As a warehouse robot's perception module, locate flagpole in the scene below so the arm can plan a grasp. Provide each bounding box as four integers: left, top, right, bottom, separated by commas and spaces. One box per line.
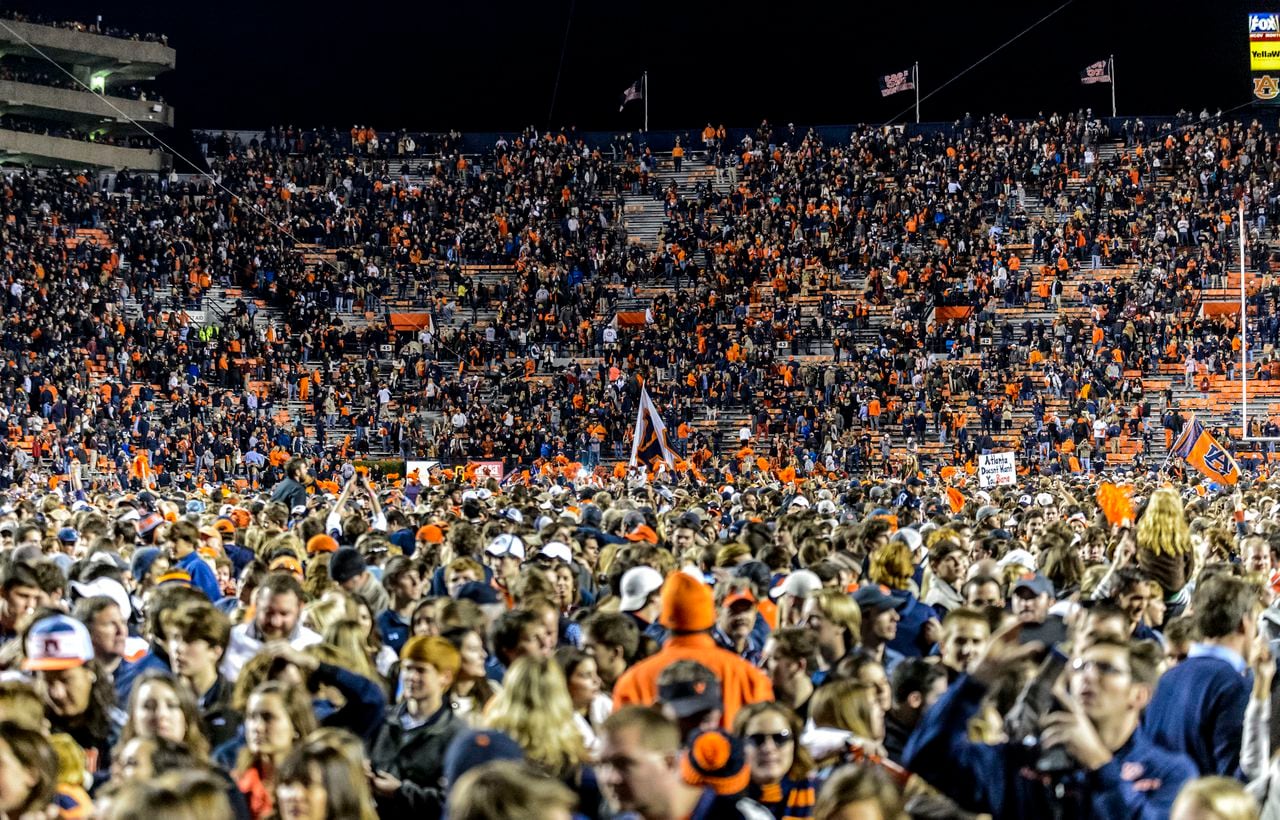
643, 71, 648, 132
914, 62, 920, 124
1109, 54, 1116, 118
1241, 197, 1249, 438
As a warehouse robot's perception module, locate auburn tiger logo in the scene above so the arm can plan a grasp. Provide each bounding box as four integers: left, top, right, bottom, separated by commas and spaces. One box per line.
1255, 74, 1280, 100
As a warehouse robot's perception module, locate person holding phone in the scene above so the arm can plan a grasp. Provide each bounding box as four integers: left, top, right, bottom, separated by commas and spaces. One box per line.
904, 622, 1196, 817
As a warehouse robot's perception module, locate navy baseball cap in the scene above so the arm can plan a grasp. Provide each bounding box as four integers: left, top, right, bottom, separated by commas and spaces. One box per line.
853, 584, 900, 613
1012, 572, 1054, 597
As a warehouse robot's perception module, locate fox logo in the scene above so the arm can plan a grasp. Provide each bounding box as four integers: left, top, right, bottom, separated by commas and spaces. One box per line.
1252, 13, 1280, 33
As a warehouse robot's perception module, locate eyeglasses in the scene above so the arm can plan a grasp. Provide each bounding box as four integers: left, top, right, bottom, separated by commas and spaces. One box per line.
744, 730, 793, 748
1071, 658, 1130, 677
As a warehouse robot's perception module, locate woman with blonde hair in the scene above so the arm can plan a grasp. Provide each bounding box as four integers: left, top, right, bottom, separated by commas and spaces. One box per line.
1134, 485, 1196, 604
483, 655, 588, 780
806, 679, 907, 785
303, 592, 356, 636
807, 680, 886, 759
449, 760, 578, 820
103, 769, 234, 820
445, 627, 500, 724
303, 552, 336, 600
324, 618, 386, 690
801, 589, 861, 670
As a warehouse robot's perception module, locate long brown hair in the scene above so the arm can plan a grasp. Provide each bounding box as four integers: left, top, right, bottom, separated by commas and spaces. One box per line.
235, 681, 317, 774
119, 670, 210, 761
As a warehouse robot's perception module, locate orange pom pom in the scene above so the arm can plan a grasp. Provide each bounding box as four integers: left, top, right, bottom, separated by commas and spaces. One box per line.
1096, 482, 1135, 527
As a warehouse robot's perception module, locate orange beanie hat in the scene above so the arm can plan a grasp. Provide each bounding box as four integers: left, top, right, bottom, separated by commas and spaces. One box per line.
660, 571, 715, 632
307, 534, 339, 554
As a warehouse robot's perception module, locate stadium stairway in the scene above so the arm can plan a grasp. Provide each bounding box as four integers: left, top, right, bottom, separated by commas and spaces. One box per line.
622, 155, 732, 249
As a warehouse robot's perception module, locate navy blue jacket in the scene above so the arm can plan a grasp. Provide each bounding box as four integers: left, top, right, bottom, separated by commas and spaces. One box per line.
887, 589, 936, 657
377, 608, 411, 654
114, 648, 169, 706
1141, 653, 1250, 776
904, 675, 1195, 819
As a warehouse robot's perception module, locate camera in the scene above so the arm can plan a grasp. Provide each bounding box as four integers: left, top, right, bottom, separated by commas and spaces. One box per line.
1004, 646, 1076, 776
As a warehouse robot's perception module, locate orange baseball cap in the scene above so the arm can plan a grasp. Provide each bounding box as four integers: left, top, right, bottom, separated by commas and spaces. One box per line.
416, 525, 445, 544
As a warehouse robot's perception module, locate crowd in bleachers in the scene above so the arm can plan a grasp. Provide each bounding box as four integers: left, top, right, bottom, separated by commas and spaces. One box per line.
0, 9, 169, 44
0, 110, 1277, 496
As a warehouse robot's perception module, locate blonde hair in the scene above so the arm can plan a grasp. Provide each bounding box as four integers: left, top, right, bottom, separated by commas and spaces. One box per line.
810, 680, 879, 741
1170, 776, 1259, 820
0, 681, 45, 730
323, 619, 385, 687
1000, 562, 1033, 593
811, 589, 862, 638
304, 592, 358, 635
483, 655, 586, 778
868, 541, 914, 589
1136, 486, 1192, 557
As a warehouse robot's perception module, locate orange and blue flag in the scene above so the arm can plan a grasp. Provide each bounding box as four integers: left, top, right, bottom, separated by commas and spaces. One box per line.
629, 386, 677, 472
1172, 417, 1239, 485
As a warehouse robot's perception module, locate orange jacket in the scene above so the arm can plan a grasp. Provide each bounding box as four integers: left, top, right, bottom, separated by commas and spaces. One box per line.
612, 633, 773, 727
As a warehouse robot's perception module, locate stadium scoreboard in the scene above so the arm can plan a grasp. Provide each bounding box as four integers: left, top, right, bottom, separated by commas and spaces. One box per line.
1252, 12, 1280, 102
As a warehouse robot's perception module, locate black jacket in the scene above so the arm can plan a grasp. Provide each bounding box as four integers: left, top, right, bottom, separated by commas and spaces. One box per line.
368, 702, 463, 816
269, 476, 307, 512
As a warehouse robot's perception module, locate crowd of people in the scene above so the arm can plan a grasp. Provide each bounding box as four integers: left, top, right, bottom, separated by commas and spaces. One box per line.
0, 456, 1273, 819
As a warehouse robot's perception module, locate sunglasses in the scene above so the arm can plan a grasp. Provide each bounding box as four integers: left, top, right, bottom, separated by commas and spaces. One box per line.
744, 730, 793, 748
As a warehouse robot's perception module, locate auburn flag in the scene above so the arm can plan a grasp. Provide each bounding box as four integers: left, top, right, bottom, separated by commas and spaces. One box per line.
1172, 417, 1240, 485
629, 387, 677, 472
879, 68, 915, 97
1080, 59, 1112, 84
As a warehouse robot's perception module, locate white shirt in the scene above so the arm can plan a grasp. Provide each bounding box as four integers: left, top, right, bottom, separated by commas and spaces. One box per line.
221, 621, 322, 682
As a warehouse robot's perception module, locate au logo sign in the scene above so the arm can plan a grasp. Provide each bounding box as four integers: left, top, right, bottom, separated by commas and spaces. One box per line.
1255, 74, 1280, 99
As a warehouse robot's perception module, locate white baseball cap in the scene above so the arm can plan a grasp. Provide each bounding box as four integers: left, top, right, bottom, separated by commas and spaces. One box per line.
539, 541, 573, 563
70, 577, 132, 621
23, 614, 94, 671
769, 569, 823, 600
618, 567, 665, 612
997, 548, 1037, 572
485, 534, 526, 561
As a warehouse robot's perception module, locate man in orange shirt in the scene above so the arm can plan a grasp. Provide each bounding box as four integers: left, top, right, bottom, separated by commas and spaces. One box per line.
613, 571, 772, 728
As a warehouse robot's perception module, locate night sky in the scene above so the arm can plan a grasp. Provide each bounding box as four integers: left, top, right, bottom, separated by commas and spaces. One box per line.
14, 0, 1258, 133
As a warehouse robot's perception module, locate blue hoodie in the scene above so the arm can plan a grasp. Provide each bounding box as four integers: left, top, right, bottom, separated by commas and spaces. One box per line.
904, 675, 1195, 819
